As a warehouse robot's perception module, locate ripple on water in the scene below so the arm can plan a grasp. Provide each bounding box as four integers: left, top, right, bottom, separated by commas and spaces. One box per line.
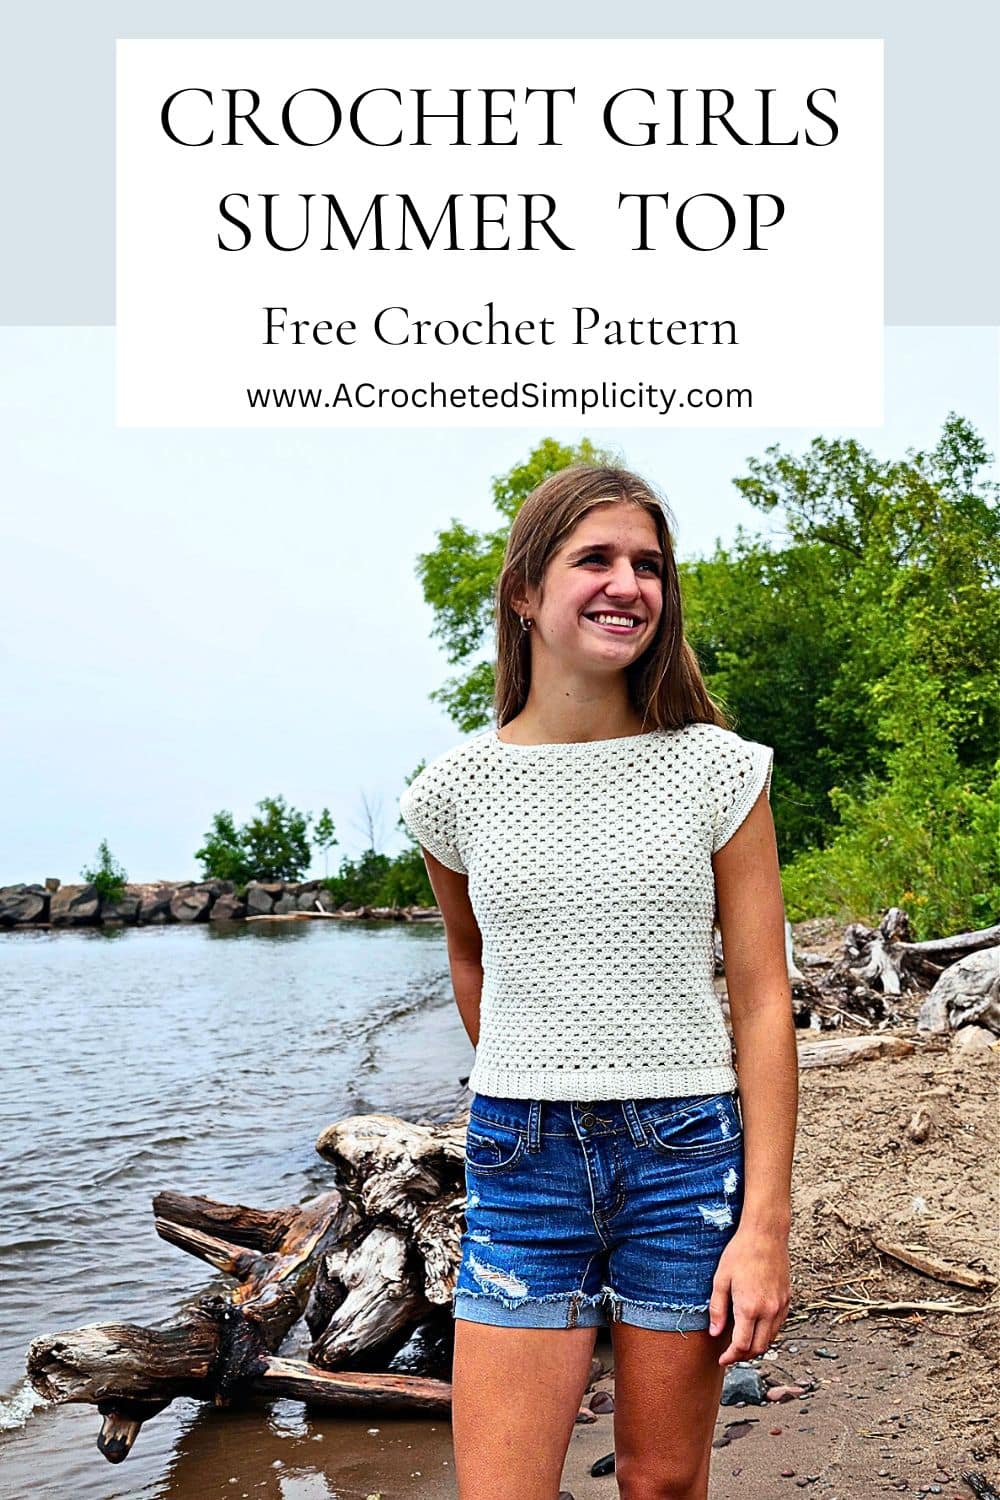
1, 921, 469, 1495
0, 1380, 46, 1432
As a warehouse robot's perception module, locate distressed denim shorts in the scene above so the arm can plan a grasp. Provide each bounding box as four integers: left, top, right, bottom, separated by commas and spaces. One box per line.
454, 1090, 744, 1333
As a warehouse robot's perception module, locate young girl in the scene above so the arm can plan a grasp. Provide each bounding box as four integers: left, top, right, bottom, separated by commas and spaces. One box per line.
400, 465, 797, 1500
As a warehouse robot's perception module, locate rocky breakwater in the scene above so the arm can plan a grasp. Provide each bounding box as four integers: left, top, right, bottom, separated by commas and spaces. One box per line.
0, 878, 441, 930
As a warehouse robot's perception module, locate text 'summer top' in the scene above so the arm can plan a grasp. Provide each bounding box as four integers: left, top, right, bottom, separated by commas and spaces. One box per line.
398, 720, 774, 1101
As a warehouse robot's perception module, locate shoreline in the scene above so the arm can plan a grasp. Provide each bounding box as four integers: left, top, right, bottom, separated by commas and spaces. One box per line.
0, 877, 441, 931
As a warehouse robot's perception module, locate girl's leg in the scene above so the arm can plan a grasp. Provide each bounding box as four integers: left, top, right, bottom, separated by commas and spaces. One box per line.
609, 1322, 728, 1500
452, 1318, 599, 1500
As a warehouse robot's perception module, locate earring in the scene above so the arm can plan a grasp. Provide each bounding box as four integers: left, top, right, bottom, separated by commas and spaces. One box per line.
519, 615, 533, 632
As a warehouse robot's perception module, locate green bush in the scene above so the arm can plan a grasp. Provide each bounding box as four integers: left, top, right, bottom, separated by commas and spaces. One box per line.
82, 839, 127, 905
322, 845, 434, 910
781, 707, 999, 939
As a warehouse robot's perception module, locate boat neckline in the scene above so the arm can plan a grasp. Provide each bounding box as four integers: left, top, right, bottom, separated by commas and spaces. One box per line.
490, 726, 677, 752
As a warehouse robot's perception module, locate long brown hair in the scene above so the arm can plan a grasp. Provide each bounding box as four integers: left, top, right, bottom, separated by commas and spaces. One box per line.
493, 465, 729, 731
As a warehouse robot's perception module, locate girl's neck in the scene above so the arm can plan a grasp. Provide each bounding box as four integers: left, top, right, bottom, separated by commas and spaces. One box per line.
499, 696, 646, 747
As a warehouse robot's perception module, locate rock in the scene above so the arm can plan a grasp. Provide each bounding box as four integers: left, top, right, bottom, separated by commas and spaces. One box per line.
766, 1384, 809, 1402
44, 877, 60, 893
247, 881, 285, 899
170, 885, 215, 923
379, 1317, 452, 1379
315, 888, 335, 912
589, 1390, 614, 1413
721, 1363, 767, 1405
0, 884, 49, 925
49, 883, 100, 926
210, 892, 247, 921
273, 896, 299, 915
100, 889, 141, 924
246, 886, 275, 915
919, 950, 1000, 1035
135, 883, 175, 924
297, 891, 326, 911
951, 1024, 997, 1055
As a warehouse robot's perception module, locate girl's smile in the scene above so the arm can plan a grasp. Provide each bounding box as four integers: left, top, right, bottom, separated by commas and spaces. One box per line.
520, 501, 664, 668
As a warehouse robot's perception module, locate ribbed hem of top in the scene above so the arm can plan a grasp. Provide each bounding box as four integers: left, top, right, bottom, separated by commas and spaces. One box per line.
466, 1062, 738, 1101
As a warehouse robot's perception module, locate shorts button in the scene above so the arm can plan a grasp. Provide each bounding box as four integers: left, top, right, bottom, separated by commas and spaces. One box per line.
580, 1112, 597, 1129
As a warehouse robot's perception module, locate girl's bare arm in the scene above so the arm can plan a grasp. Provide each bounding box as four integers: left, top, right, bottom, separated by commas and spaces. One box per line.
712, 788, 798, 1233
419, 848, 483, 1048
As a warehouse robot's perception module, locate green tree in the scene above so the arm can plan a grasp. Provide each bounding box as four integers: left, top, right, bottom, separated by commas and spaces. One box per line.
685, 416, 998, 849
82, 839, 127, 904
240, 795, 313, 881
732, 413, 999, 784
416, 436, 620, 730
196, 796, 314, 883
194, 810, 253, 885
682, 535, 848, 855
313, 807, 338, 878
699, 414, 999, 934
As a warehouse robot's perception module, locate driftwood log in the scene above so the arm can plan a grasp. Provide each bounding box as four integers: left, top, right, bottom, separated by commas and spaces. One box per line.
27, 1112, 466, 1463
774, 908, 1000, 1033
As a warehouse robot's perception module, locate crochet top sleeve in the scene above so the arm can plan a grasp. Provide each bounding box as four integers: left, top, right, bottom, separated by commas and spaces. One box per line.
709, 731, 775, 852
399, 754, 468, 874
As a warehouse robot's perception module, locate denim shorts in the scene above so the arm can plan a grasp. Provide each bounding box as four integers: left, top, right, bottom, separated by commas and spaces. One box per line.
454, 1090, 744, 1333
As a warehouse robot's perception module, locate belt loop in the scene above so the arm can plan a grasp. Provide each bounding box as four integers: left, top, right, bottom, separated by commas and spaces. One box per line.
622, 1099, 648, 1147
527, 1099, 542, 1151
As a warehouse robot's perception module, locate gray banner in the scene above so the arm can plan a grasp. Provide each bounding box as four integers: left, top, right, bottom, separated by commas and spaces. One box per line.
4, 1, 997, 325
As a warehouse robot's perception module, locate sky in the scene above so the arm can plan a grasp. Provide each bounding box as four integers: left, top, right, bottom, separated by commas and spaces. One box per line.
1, 326, 997, 884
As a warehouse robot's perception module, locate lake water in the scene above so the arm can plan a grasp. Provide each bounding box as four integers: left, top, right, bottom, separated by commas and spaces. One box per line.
0, 920, 473, 1499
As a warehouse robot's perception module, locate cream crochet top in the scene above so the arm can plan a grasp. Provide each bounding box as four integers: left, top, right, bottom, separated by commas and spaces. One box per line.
399, 720, 774, 1101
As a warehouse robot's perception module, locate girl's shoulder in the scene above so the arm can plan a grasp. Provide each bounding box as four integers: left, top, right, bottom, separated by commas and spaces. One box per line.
672, 721, 774, 852
397, 731, 496, 874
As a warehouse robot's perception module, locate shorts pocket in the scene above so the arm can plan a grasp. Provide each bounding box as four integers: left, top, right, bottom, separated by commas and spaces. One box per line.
464, 1118, 526, 1174
646, 1092, 742, 1158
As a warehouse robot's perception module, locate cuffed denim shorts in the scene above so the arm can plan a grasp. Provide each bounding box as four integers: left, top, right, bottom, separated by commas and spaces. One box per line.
454, 1090, 744, 1333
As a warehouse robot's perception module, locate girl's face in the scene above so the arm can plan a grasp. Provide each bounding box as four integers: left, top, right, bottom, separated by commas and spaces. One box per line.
519, 501, 665, 674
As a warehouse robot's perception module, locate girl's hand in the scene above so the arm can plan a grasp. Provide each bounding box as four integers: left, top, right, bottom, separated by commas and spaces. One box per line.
708, 1225, 792, 1367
